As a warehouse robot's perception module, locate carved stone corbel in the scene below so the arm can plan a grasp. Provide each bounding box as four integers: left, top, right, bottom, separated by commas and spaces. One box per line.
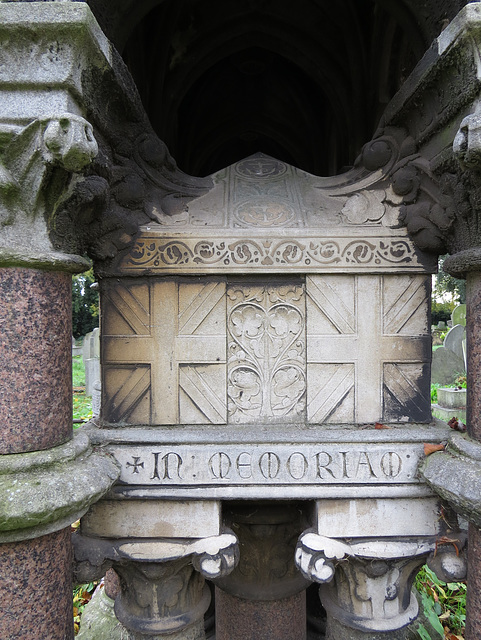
73, 531, 239, 639
0, 112, 98, 271
295, 530, 466, 637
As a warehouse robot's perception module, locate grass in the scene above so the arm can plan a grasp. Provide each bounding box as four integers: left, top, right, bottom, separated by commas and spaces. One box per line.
414, 565, 466, 639
72, 355, 92, 426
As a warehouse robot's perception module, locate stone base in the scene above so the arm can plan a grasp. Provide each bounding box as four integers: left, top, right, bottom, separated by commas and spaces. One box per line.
326, 617, 411, 640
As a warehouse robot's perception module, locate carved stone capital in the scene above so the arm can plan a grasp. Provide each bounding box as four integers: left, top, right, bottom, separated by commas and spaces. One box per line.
0, 113, 98, 270
73, 530, 238, 637
73, 530, 239, 584
297, 532, 434, 633
113, 558, 210, 637
296, 529, 466, 634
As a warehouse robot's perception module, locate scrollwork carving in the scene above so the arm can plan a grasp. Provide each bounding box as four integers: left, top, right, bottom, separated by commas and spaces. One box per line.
227, 284, 306, 422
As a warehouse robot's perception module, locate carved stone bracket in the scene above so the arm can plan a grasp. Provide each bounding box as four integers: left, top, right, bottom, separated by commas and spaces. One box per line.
0, 113, 98, 270
73, 530, 238, 638
295, 530, 466, 633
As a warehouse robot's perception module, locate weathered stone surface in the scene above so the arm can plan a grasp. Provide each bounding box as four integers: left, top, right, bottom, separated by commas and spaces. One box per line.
443, 323, 466, 362
81, 500, 221, 539
77, 582, 126, 640
101, 272, 432, 427
420, 434, 481, 528
431, 346, 465, 385
437, 387, 466, 409
314, 497, 442, 538
87, 422, 449, 501
0, 431, 120, 542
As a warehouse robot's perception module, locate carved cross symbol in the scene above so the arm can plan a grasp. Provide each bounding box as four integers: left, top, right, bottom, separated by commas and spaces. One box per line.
126, 456, 145, 474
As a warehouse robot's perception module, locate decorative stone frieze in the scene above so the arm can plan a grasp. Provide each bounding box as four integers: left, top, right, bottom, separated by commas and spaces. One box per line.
0, 431, 120, 543
85, 422, 450, 501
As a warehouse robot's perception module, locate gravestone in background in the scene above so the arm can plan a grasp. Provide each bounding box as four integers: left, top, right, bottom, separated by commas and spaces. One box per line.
82, 328, 100, 396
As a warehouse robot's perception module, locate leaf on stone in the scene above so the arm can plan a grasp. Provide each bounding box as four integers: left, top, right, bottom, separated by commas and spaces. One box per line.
424, 443, 446, 456
448, 417, 467, 433
374, 422, 390, 429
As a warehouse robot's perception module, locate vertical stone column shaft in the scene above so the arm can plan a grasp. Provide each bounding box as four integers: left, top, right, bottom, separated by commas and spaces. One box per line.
0, 267, 74, 639
0, 267, 72, 453
465, 271, 481, 640
215, 588, 306, 640
0, 529, 74, 640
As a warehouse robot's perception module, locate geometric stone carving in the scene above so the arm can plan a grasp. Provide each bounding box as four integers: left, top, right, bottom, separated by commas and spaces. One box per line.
307, 274, 431, 423
102, 279, 226, 425
102, 273, 431, 426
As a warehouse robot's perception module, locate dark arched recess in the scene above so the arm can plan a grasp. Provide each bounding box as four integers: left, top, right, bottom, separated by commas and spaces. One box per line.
87, 0, 469, 176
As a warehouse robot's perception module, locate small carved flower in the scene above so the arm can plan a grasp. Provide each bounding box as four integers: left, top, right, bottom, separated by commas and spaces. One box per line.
231, 306, 264, 338
341, 191, 385, 225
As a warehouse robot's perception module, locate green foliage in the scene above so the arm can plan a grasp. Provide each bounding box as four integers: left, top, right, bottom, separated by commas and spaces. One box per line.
415, 565, 466, 639
72, 355, 92, 426
73, 580, 99, 635
72, 356, 85, 388
434, 256, 466, 306
432, 300, 455, 325
72, 268, 99, 339
431, 383, 440, 403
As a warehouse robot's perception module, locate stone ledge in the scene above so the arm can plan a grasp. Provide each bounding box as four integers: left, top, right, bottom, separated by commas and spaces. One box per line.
419, 433, 481, 528
0, 431, 120, 543
0, 248, 91, 272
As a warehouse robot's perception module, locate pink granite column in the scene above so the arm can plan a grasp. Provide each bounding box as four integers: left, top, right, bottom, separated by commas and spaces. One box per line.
0, 267, 74, 639
464, 270, 481, 640
0, 267, 72, 453
215, 588, 306, 640
0, 529, 74, 639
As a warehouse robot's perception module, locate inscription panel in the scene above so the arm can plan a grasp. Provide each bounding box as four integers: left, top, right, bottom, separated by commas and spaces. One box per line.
111, 442, 422, 487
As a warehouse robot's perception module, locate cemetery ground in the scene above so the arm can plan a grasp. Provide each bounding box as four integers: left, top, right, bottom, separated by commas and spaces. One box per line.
70, 358, 467, 639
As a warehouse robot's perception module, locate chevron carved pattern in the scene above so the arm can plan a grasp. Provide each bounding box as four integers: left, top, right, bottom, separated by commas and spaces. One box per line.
306, 275, 431, 423
102, 279, 226, 425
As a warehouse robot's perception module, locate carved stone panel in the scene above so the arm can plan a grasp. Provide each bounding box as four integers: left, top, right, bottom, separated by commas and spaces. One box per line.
227, 282, 306, 423
102, 273, 430, 426
102, 278, 227, 425
306, 274, 431, 423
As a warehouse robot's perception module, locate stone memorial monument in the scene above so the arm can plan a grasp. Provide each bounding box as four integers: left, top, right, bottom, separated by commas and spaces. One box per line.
4, 2, 481, 639
76, 148, 455, 639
